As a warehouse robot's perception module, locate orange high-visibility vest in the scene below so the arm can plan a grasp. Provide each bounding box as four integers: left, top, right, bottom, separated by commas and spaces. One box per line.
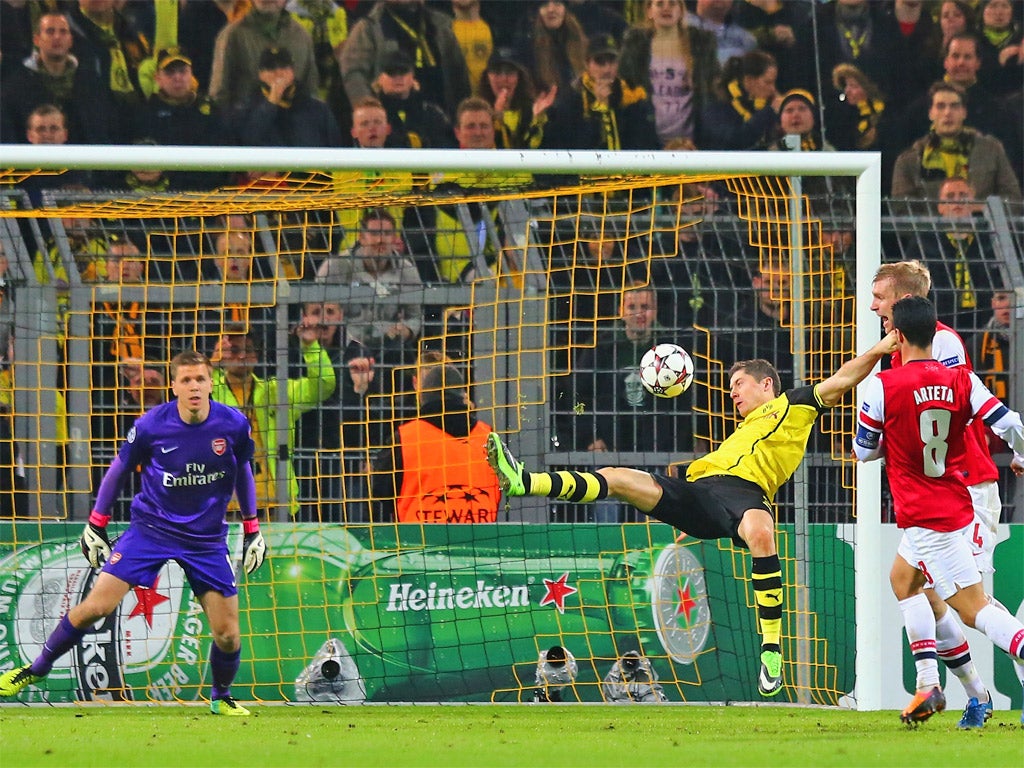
395, 419, 500, 523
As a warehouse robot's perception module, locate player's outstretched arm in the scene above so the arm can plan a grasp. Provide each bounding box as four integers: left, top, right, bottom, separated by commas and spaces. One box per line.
815, 331, 899, 408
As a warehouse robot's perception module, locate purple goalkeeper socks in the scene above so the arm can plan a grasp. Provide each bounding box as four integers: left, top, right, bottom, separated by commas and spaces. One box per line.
209, 644, 241, 700
30, 614, 87, 677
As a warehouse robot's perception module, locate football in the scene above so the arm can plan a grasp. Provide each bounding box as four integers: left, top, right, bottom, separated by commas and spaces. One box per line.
639, 343, 694, 398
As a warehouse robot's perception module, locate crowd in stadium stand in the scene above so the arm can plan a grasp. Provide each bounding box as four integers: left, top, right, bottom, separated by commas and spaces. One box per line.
1, 0, 1021, 195
0, 0, 1021, 523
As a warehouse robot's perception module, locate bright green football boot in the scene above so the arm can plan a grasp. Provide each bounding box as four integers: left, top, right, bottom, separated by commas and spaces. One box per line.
210, 696, 250, 716
486, 433, 526, 496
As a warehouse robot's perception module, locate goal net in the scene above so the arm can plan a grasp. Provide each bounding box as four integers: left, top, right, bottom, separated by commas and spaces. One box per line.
0, 147, 886, 707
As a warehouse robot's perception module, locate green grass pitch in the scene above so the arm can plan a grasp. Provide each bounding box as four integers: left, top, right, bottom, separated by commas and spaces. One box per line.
1, 704, 1022, 768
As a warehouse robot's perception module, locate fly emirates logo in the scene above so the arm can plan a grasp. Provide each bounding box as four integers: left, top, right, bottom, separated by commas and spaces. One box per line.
162, 462, 227, 487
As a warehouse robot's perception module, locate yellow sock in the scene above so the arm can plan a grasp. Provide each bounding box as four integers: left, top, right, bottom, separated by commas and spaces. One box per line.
526, 471, 607, 502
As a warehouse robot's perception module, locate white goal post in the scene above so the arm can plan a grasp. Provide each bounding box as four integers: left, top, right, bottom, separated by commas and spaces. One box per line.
1, 145, 885, 708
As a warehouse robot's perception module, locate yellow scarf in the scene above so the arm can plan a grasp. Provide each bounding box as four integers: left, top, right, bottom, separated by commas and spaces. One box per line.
260, 81, 296, 108
947, 234, 977, 309
839, 22, 868, 59
579, 73, 649, 150
126, 173, 170, 192
727, 79, 765, 122
857, 98, 884, 133
581, 72, 618, 150
385, 8, 436, 68
921, 130, 974, 180
93, 20, 135, 96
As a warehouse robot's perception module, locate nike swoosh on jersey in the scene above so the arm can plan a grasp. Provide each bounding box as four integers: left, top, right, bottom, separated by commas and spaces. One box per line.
160, 446, 179, 453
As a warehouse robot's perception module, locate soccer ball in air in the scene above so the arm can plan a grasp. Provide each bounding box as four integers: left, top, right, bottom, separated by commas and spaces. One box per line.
639, 343, 694, 398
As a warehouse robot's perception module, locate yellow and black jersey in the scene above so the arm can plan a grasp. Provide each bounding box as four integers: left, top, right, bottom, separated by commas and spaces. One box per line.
686, 385, 826, 501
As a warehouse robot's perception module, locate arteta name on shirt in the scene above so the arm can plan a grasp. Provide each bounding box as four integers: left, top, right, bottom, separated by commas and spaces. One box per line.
913, 385, 955, 405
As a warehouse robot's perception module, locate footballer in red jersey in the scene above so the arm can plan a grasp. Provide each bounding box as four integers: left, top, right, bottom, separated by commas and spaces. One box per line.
854, 296, 1024, 727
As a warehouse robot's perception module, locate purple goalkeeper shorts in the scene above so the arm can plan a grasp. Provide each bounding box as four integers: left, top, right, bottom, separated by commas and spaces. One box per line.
102, 524, 238, 598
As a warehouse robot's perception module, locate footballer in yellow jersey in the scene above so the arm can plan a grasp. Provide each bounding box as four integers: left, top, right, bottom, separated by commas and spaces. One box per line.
488, 333, 898, 698
686, 383, 824, 502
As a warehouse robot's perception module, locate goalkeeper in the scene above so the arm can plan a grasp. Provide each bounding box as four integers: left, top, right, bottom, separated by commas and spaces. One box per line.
488, 334, 898, 698
0, 351, 266, 716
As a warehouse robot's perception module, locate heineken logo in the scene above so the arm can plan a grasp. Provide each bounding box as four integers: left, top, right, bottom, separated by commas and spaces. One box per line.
383, 573, 581, 614
385, 580, 529, 612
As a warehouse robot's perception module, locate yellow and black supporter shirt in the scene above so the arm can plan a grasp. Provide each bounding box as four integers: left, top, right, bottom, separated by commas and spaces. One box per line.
686, 385, 826, 501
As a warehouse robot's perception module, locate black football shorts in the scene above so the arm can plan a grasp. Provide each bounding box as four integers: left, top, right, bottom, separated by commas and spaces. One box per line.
647, 473, 774, 548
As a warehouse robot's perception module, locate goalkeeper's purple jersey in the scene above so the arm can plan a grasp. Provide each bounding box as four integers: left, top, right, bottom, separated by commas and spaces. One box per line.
117, 400, 254, 544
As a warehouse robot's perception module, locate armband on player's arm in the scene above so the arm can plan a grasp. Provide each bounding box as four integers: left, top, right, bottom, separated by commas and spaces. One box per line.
853, 424, 883, 462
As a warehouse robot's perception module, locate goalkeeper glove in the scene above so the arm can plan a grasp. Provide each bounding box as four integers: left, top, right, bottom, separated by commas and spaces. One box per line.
80, 521, 111, 569
242, 530, 266, 575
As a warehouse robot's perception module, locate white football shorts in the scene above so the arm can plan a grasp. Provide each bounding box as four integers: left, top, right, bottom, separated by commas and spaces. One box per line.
898, 523, 982, 601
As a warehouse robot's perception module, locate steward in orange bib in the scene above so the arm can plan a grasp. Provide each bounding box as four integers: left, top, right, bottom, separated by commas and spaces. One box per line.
371, 362, 500, 523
